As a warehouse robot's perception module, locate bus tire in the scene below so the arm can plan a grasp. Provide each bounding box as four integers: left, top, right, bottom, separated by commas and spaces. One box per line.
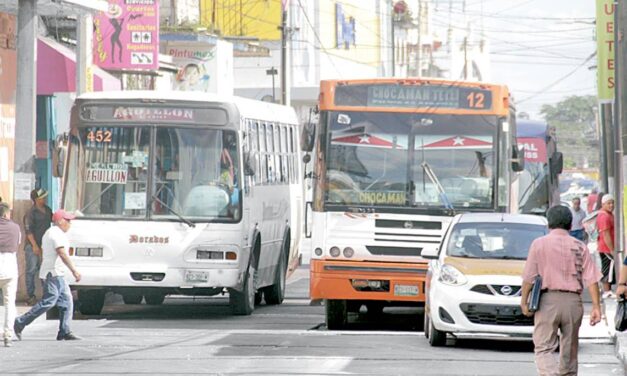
122, 291, 143, 305
326, 299, 347, 330
78, 290, 105, 315
254, 291, 263, 306
263, 237, 289, 305
426, 313, 447, 347
230, 251, 257, 315
144, 292, 166, 305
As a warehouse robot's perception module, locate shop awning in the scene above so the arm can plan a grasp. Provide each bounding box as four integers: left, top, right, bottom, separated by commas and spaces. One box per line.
37, 37, 121, 95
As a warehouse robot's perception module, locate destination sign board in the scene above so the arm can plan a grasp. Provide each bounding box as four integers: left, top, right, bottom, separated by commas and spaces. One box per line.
79, 105, 228, 126
334, 84, 493, 110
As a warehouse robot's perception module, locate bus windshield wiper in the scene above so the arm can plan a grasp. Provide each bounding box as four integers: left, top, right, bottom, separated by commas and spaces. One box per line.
421, 162, 454, 211
151, 195, 195, 228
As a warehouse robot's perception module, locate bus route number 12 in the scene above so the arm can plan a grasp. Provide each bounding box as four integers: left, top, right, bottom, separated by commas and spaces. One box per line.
466, 92, 485, 109
87, 130, 112, 143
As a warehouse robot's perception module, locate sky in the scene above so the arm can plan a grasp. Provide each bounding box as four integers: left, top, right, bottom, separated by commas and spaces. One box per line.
430, 0, 597, 118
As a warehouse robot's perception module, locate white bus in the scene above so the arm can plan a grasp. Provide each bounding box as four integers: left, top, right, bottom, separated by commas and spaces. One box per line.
61, 91, 303, 315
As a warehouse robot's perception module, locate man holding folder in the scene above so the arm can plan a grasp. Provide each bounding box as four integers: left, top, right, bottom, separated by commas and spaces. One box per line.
520, 205, 602, 376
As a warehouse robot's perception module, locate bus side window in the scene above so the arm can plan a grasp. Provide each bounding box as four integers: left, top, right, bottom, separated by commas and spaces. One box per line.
259, 122, 267, 185
287, 125, 297, 184
247, 120, 257, 186
280, 125, 288, 183
266, 122, 275, 183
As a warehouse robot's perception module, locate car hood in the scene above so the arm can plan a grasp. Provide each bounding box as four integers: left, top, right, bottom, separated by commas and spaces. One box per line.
443, 256, 525, 276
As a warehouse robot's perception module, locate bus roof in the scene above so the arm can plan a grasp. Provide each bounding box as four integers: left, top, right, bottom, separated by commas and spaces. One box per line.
77, 90, 299, 125
517, 120, 548, 139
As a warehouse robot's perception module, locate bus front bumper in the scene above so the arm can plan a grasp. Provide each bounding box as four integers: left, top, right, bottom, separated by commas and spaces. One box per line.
69, 265, 242, 290
310, 259, 427, 302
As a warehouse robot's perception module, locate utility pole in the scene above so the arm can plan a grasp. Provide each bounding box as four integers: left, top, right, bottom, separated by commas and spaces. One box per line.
77, 13, 93, 95
13, 0, 37, 206
416, 0, 422, 77
616, 0, 627, 278
279, 5, 290, 106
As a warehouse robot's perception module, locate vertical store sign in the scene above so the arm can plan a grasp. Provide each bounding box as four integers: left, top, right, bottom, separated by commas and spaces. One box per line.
93, 0, 159, 70
596, 0, 615, 102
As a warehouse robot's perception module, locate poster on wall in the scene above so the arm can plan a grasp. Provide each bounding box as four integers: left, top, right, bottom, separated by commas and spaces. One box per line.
93, 0, 159, 71
166, 44, 215, 92
0, 12, 16, 203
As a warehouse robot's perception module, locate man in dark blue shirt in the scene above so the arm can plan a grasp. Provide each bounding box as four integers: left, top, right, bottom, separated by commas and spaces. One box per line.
23, 189, 52, 305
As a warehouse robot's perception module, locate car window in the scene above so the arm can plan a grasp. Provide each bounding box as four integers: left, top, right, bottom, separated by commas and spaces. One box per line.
447, 222, 547, 259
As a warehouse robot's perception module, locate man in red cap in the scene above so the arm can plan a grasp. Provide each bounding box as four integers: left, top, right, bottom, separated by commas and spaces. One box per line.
14, 209, 82, 341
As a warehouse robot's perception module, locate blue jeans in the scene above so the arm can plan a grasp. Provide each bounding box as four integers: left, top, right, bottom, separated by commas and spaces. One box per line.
15, 274, 73, 337
569, 229, 585, 242
24, 244, 42, 298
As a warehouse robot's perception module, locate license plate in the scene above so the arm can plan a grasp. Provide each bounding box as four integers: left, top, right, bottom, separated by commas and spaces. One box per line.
185, 270, 209, 283
394, 284, 419, 296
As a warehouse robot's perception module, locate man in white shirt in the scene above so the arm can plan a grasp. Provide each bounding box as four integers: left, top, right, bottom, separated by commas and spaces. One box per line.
14, 209, 82, 341
0, 202, 19, 347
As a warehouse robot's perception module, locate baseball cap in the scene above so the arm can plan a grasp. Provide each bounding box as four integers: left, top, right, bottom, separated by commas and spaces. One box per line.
602, 194, 615, 204
52, 209, 76, 223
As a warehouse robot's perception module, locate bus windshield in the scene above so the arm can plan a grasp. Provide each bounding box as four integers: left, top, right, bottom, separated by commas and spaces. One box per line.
63, 126, 240, 222
323, 111, 498, 210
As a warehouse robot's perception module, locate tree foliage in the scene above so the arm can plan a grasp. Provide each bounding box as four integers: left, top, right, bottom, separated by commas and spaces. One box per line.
537, 95, 598, 169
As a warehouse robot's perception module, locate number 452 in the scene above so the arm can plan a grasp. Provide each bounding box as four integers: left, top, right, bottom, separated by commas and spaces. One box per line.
87, 130, 112, 143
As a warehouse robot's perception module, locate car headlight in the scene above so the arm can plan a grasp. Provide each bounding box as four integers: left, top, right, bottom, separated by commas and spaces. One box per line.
438, 264, 467, 286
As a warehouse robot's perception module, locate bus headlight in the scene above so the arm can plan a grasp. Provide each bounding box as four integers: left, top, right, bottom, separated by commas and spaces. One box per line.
343, 247, 354, 258
314, 248, 323, 256
329, 246, 341, 257
438, 264, 467, 286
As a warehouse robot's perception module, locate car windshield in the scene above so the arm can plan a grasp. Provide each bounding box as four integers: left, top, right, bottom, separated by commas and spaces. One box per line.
447, 222, 547, 259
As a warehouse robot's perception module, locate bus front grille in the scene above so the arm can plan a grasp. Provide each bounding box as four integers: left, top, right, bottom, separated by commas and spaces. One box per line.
366, 246, 422, 256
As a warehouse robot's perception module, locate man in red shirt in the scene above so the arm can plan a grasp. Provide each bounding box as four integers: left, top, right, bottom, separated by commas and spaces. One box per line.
597, 194, 615, 298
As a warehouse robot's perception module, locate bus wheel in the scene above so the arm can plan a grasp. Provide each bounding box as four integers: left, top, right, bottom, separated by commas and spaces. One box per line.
122, 291, 143, 305
78, 290, 105, 315
326, 299, 347, 330
254, 291, 263, 306
230, 257, 256, 315
144, 292, 166, 305
263, 242, 288, 305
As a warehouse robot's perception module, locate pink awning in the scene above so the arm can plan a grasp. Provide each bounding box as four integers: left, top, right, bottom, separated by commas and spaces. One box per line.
37, 37, 121, 95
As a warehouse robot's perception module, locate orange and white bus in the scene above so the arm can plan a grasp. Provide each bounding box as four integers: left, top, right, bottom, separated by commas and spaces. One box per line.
302, 78, 524, 328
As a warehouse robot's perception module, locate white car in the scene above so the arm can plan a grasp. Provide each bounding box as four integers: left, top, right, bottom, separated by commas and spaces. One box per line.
422, 213, 548, 346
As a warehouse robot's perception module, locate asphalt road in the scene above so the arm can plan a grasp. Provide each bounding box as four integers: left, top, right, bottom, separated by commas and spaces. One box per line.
0, 267, 623, 375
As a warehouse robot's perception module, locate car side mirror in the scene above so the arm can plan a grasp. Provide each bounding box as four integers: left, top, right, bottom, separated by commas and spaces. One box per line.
244, 152, 257, 176
421, 244, 440, 260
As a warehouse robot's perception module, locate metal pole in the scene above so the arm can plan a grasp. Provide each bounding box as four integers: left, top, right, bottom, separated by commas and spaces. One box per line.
604, 103, 615, 194
599, 104, 609, 193
416, 0, 422, 77
77, 13, 93, 95
280, 8, 288, 105
14, 0, 37, 191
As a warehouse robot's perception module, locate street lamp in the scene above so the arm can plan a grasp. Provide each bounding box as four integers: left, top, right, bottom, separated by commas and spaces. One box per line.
266, 67, 278, 103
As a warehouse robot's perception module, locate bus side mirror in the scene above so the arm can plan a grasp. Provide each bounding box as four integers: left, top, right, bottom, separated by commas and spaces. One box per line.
551, 152, 563, 175
244, 152, 257, 176
511, 145, 525, 172
51, 135, 68, 178
302, 154, 311, 164
421, 245, 440, 260
301, 122, 316, 152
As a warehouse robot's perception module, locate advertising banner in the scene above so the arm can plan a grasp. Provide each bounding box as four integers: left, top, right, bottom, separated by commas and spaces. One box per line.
94, 0, 159, 71
0, 13, 16, 203
596, 0, 615, 102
